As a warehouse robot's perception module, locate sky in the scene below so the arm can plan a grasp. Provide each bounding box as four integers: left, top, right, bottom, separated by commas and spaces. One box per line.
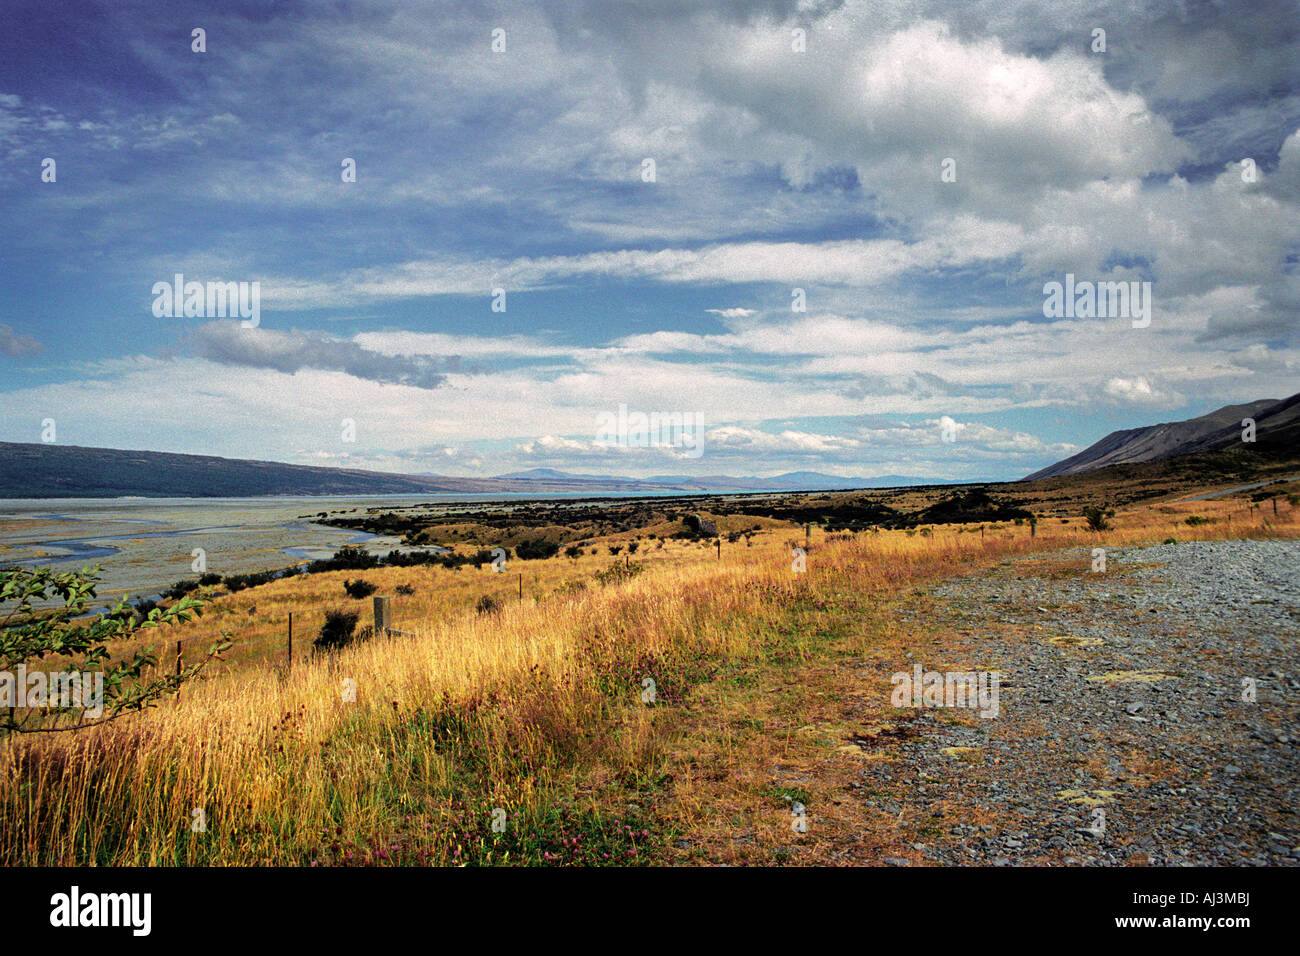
0, 0, 1297, 482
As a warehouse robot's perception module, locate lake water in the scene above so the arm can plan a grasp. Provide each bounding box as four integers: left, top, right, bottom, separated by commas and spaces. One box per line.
0, 491, 693, 607
0, 496, 423, 606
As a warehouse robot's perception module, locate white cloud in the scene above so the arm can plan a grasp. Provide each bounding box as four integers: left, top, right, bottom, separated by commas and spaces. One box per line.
1102, 376, 1182, 408
265, 222, 1028, 310
697, 17, 1188, 213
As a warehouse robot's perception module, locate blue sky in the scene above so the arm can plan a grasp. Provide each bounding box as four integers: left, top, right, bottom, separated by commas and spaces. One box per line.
1, 0, 1297, 481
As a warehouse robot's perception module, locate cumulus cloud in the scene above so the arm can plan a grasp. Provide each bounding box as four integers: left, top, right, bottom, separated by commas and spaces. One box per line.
189, 322, 448, 389
1230, 343, 1296, 375
503, 416, 1076, 475
705, 426, 862, 453
1199, 271, 1300, 343
1102, 376, 1182, 408
697, 17, 1188, 212
1259, 129, 1300, 202
516, 434, 597, 456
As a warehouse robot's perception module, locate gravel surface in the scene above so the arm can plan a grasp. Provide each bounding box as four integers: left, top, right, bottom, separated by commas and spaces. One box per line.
855, 538, 1300, 866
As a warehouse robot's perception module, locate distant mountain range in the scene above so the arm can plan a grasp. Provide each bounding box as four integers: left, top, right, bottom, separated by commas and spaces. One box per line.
1025, 391, 1300, 480
9, 391, 1293, 499
492, 468, 928, 492
0, 442, 928, 499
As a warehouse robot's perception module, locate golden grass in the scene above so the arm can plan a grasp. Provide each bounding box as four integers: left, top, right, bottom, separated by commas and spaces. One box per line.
1, 493, 1294, 865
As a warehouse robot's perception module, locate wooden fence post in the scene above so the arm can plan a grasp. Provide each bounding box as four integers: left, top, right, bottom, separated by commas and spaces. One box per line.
175, 640, 183, 701
518, 572, 523, 601
373, 595, 391, 637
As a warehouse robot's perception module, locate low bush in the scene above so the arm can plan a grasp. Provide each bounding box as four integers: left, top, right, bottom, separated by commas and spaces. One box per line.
314, 608, 360, 651
163, 579, 199, 600
594, 561, 645, 586
1083, 506, 1111, 532
343, 578, 377, 599
515, 539, 559, 561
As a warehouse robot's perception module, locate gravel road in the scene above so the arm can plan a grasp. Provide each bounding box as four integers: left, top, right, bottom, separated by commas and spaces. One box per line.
855, 538, 1300, 866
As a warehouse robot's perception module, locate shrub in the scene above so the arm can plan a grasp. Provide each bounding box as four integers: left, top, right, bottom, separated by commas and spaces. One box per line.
564, 545, 583, 559
1184, 515, 1212, 526
383, 548, 447, 568
163, 579, 200, 600
221, 568, 285, 592
515, 539, 559, 560
395, 583, 415, 595
594, 561, 645, 586
626, 541, 639, 554
305, 545, 381, 574
1082, 506, 1110, 532
476, 594, 503, 615
198, 572, 222, 586
314, 608, 360, 651
608, 545, 623, 555
343, 578, 378, 599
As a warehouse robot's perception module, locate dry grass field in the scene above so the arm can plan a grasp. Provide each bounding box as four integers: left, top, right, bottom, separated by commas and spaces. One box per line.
2, 489, 1296, 866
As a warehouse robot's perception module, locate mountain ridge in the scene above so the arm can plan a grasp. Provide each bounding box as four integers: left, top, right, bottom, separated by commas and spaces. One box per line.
1024, 391, 1299, 480
0, 441, 929, 498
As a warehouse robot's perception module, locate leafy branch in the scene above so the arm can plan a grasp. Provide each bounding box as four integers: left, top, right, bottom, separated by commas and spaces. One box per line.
0, 564, 231, 735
